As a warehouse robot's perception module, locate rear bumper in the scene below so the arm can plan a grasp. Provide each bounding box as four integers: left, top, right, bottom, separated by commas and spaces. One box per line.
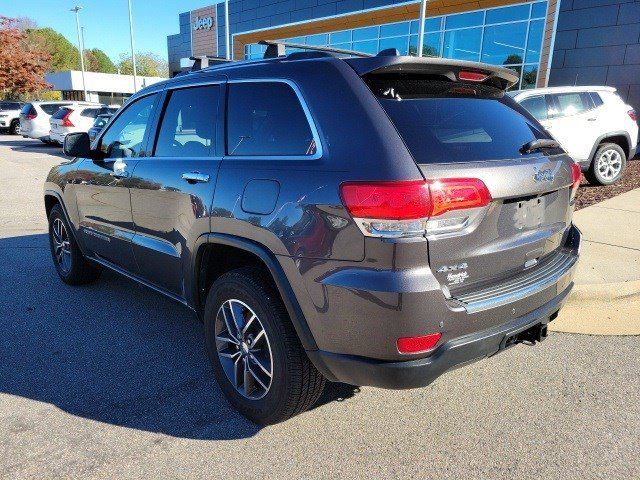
309, 281, 571, 389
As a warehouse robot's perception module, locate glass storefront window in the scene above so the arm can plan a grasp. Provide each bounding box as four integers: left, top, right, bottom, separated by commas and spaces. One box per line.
481, 22, 528, 65
445, 11, 484, 29
245, 1, 547, 89
526, 19, 544, 63
485, 4, 529, 24
443, 27, 482, 61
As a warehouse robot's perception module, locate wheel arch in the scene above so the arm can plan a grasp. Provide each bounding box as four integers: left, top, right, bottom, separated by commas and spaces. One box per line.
192, 233, 318, 351
589, 131, 631, 164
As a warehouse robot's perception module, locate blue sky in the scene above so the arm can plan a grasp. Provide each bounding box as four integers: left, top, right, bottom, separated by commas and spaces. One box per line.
3, 1, 219, 62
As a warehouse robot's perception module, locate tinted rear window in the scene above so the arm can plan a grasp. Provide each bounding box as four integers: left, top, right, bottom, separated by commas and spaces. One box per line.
41, 103, 70, 115
20, 104, 34, 115
52, 107, 72, 119
366, 75, 553, 164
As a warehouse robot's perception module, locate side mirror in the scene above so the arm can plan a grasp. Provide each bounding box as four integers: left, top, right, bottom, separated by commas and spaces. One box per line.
63, 132, 97, 158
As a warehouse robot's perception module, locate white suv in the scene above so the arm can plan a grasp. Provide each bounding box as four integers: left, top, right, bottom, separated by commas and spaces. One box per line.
0, 101, 24, 134
510, 86, 638, 185
49, 103, 119, 145
19, 101, 74, 143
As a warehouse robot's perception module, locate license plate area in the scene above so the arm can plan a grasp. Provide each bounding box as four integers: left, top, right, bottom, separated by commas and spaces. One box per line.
514, 196, 544, 230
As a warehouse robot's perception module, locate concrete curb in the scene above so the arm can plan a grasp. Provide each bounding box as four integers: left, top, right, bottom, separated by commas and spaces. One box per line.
549, 280, 640, 336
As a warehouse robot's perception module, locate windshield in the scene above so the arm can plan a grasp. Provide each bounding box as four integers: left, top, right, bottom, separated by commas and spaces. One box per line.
365, 75, 556, 164
93, 115, 111, 128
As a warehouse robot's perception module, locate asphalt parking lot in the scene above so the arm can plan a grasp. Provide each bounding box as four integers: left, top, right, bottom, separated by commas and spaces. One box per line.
1, 135, 639, 479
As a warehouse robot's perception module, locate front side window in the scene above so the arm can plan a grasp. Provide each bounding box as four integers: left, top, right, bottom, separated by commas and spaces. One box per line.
100, 94, 157, 158
155, 85, 219, 158
226, 82, 316, 157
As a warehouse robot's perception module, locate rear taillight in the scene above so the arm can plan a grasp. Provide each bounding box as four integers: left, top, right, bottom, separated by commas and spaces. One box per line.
570, 162, 581, 200
397, 333, 441, 354
628, 109, 637, 122
61, 109, 74, 127
458, 71, 488, 82
340, 178, 491, 238
25, 112, 37, 120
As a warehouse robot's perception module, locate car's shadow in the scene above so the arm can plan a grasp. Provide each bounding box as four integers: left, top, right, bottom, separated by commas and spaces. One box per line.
0, 233, 360, 440
0, 137, 65, 157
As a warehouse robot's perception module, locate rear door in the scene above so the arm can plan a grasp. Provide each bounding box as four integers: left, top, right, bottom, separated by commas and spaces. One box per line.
128, 81, 224, 298
365, 74, 576, 294
74, 93, 159, 272
543, 92, 600, 162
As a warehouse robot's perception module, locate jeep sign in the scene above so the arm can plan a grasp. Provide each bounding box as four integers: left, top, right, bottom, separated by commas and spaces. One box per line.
193, 16, 213, 31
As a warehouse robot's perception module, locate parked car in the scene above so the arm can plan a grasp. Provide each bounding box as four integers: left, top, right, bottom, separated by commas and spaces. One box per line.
510, 86, 638, 185
0, 101, 25, 135
20, 101, 73, 143
49, 104, 119, 145
88, 113, 113, 142
45, 50, 581, 424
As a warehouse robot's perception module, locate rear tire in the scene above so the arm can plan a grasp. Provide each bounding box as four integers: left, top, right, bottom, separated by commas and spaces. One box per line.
48, 204, 102, 285
585, 143, 626, 186
9, 119, 19, 135
204, 267, 325, 425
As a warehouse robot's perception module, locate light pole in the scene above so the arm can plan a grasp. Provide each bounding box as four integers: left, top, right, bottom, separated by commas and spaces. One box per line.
70, 6, 87, 101
417, 0, 428, 57
127, 0, 138, 92
225, 0, 230, 60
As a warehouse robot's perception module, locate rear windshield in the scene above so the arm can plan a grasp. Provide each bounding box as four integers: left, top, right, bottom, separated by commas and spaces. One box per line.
41, 103, 70, 115
365, 75, 555, 164
20, 104, 34, 115
52, 107, 72, 119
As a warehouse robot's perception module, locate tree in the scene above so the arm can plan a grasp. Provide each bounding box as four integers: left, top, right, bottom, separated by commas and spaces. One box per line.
26, 27, 81, 72
85, 48, 117, 73
118, 52, 168, 78
0, 17, 51, 99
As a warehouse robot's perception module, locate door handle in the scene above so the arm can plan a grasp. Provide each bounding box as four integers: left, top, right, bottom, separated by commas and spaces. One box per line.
181, 172, 210, 183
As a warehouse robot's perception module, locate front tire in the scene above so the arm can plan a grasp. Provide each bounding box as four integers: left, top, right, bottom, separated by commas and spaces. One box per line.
48, 204, 102, 285
585, 143, 626, 185
204, 267, 325, 425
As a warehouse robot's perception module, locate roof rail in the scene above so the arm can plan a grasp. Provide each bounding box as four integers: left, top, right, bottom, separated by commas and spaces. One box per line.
259, 40, 373, 59
190, 55, 233, 72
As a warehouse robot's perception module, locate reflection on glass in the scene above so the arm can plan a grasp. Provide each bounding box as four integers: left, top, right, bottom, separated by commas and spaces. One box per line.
353, 40, 378, 54
445, 11, 484, 29
481, 22, 527, 65
330, 30, 351, 44
353, 26, 378, 41
522, 65, 539, 89
531, 1, 547, 18
306, 34, 328, 46
379, 36, 409, 54
443, 28, 481, 61
380, 21, 410, 37
526, 20, 544, 63
485, 4, 529, 24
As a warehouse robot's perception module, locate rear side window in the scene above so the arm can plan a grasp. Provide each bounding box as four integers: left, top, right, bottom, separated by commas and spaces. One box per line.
226, 82, 316, 157
590, 92, 604, 108
81, 108, 101, 118
365, 75, 553, 164
550, 93, 589, 117
41, 103, 70, 115
519, 95, 548, 121
155, 85, 220, 158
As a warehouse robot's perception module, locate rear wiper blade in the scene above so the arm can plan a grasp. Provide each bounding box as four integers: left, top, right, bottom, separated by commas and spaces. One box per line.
520, 138, 560, 154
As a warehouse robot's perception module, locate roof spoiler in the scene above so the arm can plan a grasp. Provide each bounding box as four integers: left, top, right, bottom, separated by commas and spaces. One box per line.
346, 56, 520, 90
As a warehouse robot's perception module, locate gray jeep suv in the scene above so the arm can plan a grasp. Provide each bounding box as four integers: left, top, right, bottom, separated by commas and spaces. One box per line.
44, 46, 581, 424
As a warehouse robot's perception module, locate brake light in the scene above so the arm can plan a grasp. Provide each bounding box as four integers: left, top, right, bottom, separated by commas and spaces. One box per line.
628, 109, 637, 122
571, 162, 581, 198
458, 71, 488, 82
61, 109, 74, 127
397, 333, 441, 354
340, 178, 491, 238
25, 111, 37, 120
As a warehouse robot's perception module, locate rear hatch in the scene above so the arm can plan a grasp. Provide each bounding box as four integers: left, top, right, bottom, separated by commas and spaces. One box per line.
49, 107, 73, 134
352, 57, 577, 296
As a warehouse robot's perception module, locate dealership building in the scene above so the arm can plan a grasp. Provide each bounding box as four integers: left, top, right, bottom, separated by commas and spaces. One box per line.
167, 0, 640, 106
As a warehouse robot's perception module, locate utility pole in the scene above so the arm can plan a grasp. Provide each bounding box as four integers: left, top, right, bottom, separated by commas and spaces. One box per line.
71, 6, 87, 101
225, 0, 231, 60
417, 0, 428, 57
127, 0, 138, 92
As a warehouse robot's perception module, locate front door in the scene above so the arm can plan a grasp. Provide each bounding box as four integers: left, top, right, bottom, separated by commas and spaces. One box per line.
75, 93, 159, 272
129, 82, 224, 298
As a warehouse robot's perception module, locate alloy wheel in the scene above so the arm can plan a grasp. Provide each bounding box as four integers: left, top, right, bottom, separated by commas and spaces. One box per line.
215, 299, 273, 400
596, 149, 622, 181
51, 218, 72, 274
